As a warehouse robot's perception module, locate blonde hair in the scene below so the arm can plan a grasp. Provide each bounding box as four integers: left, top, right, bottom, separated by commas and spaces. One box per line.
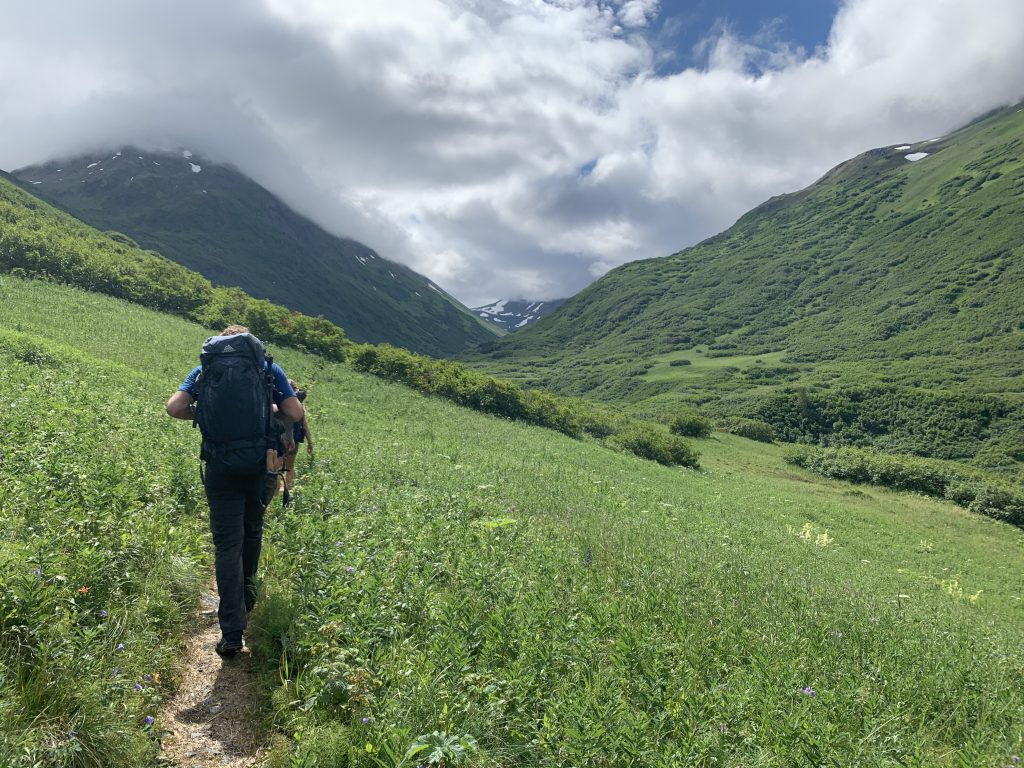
221, 325, 249, 336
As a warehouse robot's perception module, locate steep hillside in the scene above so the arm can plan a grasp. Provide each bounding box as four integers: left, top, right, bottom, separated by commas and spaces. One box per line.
12, 149, 497, 356
2, 276, 1022, 767
472, 102, 1024, 464
471, 298, 567, 330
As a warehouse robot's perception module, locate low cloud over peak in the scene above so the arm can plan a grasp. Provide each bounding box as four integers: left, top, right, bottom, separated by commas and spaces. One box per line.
2, 0, 1022, 305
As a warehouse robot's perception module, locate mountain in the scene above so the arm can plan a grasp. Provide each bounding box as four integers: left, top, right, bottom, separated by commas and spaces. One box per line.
471, 102, 1024, 465
470, 298, 567, 331
11, 149, 498, 357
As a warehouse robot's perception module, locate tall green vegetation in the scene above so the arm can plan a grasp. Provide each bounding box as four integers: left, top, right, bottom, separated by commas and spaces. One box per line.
0, 329, 207, 766
0, 278, 1022, 767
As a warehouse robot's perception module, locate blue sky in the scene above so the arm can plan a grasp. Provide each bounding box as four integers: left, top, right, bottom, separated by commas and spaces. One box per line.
652, 0, 840, 71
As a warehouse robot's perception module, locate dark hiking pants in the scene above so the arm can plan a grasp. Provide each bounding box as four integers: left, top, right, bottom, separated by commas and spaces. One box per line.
203, 464, 273, 639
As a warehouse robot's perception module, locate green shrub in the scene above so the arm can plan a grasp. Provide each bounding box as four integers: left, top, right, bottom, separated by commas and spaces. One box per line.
668, 358, 692, 366
785, 446, 1024, 526
610, 424, 700, 467
669, 410, 713, 438
723, 417, 775, 443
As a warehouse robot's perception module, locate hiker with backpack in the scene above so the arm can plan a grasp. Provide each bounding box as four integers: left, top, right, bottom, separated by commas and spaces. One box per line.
165, 325, 303, 656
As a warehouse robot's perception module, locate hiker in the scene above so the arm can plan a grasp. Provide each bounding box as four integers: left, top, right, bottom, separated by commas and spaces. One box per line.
165, 325, 303, 656
282, 379, 314, 497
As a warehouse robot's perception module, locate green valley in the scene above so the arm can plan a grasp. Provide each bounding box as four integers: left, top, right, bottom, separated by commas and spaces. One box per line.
470, 103, 1024, 471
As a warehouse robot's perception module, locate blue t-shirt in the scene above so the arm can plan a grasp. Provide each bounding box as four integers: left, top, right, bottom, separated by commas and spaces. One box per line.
179, 362, 295, 405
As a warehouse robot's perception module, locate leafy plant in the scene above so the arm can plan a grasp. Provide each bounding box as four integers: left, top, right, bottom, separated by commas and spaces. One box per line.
403, 732, 479, 767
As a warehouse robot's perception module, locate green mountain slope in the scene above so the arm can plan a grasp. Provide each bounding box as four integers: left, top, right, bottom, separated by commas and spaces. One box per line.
11, 149, 498, 356
473, 102, 1024, 464
2, 275, 1023, 766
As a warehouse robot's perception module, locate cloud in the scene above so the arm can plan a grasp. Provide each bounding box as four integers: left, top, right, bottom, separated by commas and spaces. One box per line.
1, 0, 1022, 306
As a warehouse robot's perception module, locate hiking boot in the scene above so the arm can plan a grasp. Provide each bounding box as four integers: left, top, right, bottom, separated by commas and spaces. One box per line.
215, 634, 244, 656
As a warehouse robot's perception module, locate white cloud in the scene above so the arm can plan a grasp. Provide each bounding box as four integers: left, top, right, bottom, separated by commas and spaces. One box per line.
0, 0, 1022, 306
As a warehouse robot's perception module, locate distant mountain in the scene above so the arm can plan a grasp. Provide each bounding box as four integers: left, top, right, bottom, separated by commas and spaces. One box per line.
471, 298, 567, 331
471, 102, 1024, 463
12, 149, 497, 357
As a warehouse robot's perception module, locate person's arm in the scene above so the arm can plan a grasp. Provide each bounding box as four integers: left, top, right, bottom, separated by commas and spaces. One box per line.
304, 416, 314, 455
166, 390, 195, 420
278, 396, 304, 423
271, 363, 303, 423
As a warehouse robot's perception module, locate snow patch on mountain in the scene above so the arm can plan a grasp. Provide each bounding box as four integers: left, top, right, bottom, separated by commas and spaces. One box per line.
905, 152, 929, 162
471, 298, 567, 331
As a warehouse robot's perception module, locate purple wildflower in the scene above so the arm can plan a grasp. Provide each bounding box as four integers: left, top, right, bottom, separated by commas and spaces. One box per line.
801, 687, 817, 697
99, 610, 108, 618
362, 717, 371, 725
1014, 759, 1021, 765
143, 715, 154, 726
69, 731, 78, 739
116, 643, 125, 652
134, 683, 144, 692
33, 568, 42, 577
145, 674, 153, 682
346, 566, 356, 574
112, 668, 121, 678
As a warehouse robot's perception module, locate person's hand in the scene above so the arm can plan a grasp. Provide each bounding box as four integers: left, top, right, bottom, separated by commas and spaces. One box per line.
306, 443, 314, 456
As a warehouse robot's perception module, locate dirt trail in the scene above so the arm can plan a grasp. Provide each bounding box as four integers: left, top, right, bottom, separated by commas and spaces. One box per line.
159, 590, 269, 767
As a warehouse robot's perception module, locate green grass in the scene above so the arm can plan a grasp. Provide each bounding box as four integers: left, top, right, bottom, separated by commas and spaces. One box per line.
1, 276, 1022, 766
643, 350, 789, 383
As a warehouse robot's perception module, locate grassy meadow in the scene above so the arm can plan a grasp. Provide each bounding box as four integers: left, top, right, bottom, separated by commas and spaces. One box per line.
0, 275, 1022, 767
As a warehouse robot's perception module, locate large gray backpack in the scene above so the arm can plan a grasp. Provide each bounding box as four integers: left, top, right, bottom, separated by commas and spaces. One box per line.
194, 333, 275, 473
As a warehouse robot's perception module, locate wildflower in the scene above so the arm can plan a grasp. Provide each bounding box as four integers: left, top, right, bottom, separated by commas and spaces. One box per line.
112, 668, 121, 677
116, 643, 126, 652
801, 687, 817, 697
99, 610, 108, 618
347, 566, 356, 574
32, 568, 42, 577
362, 717, 371, 725
144, 674, 153, 682
69, 731, 78, 739
77, 586, 90, 595
134, 683, 144, 692
143, 715, 154, 726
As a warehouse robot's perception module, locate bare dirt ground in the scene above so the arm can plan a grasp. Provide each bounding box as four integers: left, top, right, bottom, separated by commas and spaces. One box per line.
159, 590, 270, 767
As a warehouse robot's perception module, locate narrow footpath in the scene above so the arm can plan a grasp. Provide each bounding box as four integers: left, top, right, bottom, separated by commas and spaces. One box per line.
159, 589, 269, 767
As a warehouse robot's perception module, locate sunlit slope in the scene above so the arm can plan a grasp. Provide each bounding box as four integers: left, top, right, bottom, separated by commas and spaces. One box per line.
12, 150, 498, 356
476, 103, 1024, 434
1, 275, 1022, 766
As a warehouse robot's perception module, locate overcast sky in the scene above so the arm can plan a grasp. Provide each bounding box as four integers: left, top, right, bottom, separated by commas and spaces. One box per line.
2, 0, 1023, 306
